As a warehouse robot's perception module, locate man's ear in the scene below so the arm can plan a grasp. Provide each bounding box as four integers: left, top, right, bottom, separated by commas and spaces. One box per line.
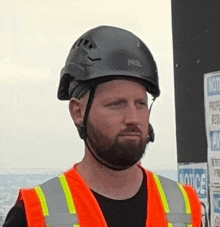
69, 98, 84, 126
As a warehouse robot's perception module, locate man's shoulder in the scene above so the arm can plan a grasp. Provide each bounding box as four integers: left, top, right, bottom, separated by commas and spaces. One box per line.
20, 166, 77, 190
142, 168, 178, 185
143, 168, 199, 200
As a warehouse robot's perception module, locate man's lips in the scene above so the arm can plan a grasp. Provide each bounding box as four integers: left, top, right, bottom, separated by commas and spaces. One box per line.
118, 132, 141, 137
117, 126, 142, 138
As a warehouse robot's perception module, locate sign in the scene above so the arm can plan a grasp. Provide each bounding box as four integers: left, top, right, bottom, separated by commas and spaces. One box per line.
204, 71, 220, 184
210, 186, 220, 227
178, 163, 208, 227
213, 193, 220, 214
178, 163, 207, 200
210, 130, 220, 151
209, 157, 220, 184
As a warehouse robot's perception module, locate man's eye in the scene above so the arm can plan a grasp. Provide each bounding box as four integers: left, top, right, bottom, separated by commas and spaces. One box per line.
137, 101, 148, 107
111, 102, 122, 106
112, 101, 121, 106
107, 101, 125, 108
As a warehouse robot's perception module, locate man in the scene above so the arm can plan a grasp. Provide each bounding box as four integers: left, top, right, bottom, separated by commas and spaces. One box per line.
3, 25, 202, 227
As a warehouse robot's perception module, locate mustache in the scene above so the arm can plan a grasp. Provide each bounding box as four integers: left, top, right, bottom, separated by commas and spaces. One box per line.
118, 126, 142, 136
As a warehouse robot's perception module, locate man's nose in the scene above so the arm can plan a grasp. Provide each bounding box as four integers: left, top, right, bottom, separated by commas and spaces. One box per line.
123, 104, 140, 125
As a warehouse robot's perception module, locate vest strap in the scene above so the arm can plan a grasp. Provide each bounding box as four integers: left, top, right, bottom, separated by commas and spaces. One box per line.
153, 174, 192, 227
35, 174, 79, 227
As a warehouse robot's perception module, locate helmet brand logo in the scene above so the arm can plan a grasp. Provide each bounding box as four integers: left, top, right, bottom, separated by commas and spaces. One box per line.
128, 59, 142, 67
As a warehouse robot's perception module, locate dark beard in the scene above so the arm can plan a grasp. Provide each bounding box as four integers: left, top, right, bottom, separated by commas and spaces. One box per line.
86, 121, 147, 170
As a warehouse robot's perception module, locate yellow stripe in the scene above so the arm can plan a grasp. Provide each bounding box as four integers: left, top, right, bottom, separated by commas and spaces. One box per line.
153, 174, 170, 213
35, 186, 49, 216
74, 225, 80, 227
187, 224, 192, 227
178, 184, 191, 214
59, 174, 76, 214
168, 223, 173, 227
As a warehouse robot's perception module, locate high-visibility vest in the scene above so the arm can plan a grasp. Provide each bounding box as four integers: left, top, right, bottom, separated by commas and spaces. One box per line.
16, 165, 201, 227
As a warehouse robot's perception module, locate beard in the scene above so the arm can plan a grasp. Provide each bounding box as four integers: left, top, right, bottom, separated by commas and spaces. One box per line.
86, 120, 148, 171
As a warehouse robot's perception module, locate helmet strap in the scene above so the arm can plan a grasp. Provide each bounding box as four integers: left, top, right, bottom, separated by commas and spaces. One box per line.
77, 85, 96, 140
78, 85, 130, 171
147, 96, 156, 143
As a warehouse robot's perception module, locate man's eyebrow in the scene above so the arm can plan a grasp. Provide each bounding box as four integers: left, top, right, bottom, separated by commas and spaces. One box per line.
102, 96, 147, 103
102, 97, 127, 103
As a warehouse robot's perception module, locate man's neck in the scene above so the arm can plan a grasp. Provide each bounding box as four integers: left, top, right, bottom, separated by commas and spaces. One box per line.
76, 151, 144, 200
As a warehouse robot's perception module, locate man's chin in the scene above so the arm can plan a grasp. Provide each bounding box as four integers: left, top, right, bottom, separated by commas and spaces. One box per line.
103, 150, 145, 171
116, 141, 144, 154
103, 160, 139, 171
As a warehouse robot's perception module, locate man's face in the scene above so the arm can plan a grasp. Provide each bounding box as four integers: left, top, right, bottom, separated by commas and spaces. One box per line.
86, 79, 150, 170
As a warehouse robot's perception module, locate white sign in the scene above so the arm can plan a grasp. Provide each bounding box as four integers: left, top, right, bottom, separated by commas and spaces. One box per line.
209, 157, 220, 184
178, 163, 208, 227
178, 163, 208, 204
210, 186, 220, 227
204, 71, 220, 184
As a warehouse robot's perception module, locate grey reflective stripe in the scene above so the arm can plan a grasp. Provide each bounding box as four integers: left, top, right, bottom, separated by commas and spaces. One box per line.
158, 175, 192, 226
45, 213, 78, 226
39, 176, 79, 226
167, 213, 191, 223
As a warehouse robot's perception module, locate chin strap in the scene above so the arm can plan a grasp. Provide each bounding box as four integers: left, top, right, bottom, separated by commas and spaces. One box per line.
76, 86, 96, 140
148, 96, 156, 142
148, 123, 155, 142
76, 86, 127, 170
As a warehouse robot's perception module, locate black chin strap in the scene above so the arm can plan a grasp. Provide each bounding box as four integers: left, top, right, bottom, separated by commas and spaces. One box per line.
77, 86, 96, 140
148, 97, 156, 142
77, 86, 123, 170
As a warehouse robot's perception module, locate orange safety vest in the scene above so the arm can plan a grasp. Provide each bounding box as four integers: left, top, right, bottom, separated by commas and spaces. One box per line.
16, 165, 201, 227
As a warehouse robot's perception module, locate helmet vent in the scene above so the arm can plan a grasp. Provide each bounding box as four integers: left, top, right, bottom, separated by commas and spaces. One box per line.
84, 39, 89, 45
77, 39, 83, 47
77, 38, 95, 50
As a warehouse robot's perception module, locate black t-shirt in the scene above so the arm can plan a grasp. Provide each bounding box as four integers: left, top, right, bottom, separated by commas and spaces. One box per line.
3, 173, 147, 227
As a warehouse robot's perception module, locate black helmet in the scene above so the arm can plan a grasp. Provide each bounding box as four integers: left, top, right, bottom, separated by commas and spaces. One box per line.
58, 25, 160, 100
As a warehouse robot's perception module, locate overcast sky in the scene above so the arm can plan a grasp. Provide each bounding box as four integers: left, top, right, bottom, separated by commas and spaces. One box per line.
0, 0, 177, 173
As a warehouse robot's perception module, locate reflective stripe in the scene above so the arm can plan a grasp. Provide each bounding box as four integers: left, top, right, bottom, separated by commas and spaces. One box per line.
178, 184, 191, 214
153, 174, 170, 213
153, 174, 192, 227
35, 176, 79, 227
167, 213, 191, 223
159, 175, 188, 217
45, 213, 78, 226
58, 174, 76, 214
35, 186, 49, 217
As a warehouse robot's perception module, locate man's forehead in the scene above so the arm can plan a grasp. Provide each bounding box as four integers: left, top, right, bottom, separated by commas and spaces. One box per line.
77, 78, 147, 106
95, 78, 147, 94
